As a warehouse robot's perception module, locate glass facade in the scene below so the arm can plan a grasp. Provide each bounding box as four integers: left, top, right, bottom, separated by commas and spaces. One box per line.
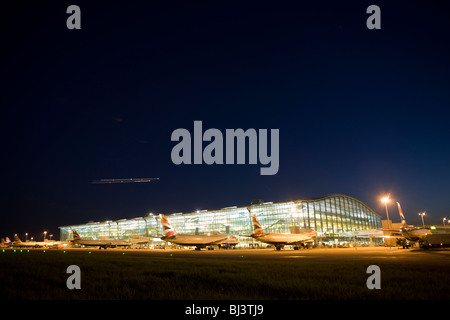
59, 194, 382, 247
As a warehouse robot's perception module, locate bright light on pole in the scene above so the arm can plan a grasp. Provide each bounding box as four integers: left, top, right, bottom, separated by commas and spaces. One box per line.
444, 217, 447, 227
419, 212, 426, 228
381, 195, 390, 222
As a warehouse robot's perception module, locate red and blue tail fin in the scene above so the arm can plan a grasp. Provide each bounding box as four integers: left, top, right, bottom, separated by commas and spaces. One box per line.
397, 202, 408, 227
14, 234, 22, 243
72, 230, 82, 241
160, 214, 176, 237
252, 214, 265, 236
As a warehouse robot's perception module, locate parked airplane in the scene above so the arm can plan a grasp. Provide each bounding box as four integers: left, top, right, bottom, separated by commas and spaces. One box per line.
71, 230, 132, 249
159, 214, 234, 250
341, 202, 431, 248
397, 202, 432, 242
12, 235, 58, 248
0, 237, 11, 248
350, 201, 444, 249
251, 214, 317, 250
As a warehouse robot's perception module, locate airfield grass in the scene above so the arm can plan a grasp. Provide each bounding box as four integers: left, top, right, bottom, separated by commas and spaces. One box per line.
1, 249, 449, 300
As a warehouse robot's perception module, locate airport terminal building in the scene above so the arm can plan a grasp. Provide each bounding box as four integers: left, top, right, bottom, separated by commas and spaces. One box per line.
59, 194, 382, 247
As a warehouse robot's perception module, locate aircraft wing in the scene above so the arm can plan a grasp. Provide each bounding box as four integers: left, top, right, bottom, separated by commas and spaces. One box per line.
207, 236, 233, 245
130, 238, 152, 244
110, 240, 132, 246
276, 239, 315, 245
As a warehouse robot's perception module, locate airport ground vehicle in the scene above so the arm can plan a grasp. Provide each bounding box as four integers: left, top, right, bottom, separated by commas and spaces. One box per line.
419, 234, 450, 249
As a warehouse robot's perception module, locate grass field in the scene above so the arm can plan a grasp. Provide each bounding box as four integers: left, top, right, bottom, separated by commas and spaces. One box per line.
1, 248, 449, 300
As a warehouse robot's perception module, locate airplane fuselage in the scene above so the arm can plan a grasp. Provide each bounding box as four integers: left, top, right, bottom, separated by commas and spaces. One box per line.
73, 239, 131, 248
401, 227, 432, 241
12, 241, 57, 248
161, 234, 229, 247
252, 233, 315, 246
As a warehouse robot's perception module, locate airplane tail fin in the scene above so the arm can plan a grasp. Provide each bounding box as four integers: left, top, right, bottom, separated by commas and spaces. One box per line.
252, 214, 265, 236
160, 214, 176, 237
397, 202, 408, 227
72, 230, 82, 241
5, 237, 11, 243
14, 234, 22, 243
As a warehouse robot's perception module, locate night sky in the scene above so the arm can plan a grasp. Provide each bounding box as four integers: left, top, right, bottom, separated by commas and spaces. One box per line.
1, 1, 449, 240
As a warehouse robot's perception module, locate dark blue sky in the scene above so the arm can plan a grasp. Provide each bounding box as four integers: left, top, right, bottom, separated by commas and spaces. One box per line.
1, 1, 449, 239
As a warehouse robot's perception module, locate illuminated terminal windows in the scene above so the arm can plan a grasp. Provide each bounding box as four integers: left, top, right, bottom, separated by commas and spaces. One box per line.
59, 194, 382, 246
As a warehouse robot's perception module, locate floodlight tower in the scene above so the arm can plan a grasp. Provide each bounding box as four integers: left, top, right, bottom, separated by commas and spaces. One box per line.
418, 212, 426, 228
381, 195, 390, 222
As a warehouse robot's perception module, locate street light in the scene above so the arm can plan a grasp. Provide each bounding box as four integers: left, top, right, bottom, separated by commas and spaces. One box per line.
444, 217, 447, 227
381, 195, 390, 222
25, 233, 28, 242
419, 212, 426, 228
43, 231, 47, 241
